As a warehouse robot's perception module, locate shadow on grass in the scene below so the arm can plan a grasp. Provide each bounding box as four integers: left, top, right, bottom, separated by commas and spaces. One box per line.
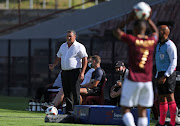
0, 95, 32, 111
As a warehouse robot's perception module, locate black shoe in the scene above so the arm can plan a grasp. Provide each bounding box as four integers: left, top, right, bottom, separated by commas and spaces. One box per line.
156, 122, 165, 126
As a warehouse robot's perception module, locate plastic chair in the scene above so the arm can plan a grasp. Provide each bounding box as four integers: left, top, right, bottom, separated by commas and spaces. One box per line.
82, 78, 107, 105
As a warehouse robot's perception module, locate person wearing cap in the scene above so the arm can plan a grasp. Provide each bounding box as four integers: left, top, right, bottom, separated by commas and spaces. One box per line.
109, 61, 129, 106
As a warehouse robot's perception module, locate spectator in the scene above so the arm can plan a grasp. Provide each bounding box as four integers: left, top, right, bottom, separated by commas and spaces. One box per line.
81, 56, 95, 86
155, 25, 177, 126
49, 30, 88, 114
80, 55, 106, 99
109, 61, 128, 106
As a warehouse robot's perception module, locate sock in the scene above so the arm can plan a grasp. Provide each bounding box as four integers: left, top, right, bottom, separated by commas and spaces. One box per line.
159, 101, 168, 125
122, 112, 136, 126
169, 101, 177, 126
138, 117, 148, 126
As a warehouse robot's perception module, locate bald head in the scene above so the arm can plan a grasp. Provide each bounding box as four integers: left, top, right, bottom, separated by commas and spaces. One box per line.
159, 25, 170, 40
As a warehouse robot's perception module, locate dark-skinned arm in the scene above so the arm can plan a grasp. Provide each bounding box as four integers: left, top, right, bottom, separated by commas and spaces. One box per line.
147, 18, 159, 38
113, 11, 135, 40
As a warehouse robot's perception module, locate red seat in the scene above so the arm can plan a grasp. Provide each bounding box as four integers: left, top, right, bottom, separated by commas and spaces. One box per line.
82, 78, 107, 105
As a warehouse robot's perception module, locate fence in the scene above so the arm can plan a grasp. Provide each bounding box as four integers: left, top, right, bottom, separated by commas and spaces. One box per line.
0, 32, 126, 97
2, 0, 105, 10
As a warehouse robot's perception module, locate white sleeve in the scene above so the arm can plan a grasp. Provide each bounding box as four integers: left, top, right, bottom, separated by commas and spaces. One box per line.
56, 46, 62, 58
79, 45, 88, 59
164, 43, 177, 77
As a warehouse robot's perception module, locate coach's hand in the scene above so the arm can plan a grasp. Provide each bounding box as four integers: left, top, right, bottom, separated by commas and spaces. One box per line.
79, 72, 84, 82
158, 76, 167, 84
49, 64, 55, 71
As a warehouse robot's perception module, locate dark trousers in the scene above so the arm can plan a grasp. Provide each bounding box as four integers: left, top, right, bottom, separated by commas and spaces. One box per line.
61, 68, 80, 114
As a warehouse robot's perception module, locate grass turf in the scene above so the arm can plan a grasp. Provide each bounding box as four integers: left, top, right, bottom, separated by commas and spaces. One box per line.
0, 95, 157, 126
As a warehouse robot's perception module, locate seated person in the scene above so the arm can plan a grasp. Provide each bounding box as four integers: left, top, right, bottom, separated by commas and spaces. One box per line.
108, 61, 128, 106
32, 71, 62, 102
81, 56, 95, 86
43, 56, 95, 109
80, 55, 106, 98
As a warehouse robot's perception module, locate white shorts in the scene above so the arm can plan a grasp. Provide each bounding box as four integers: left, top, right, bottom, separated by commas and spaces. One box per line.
120, 78, 154, 107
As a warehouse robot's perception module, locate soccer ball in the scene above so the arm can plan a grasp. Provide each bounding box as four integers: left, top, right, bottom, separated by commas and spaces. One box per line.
133, 2, 151, 20
45, 106, 58, 115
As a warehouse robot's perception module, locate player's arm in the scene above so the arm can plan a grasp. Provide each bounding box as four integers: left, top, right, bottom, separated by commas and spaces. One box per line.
49, 57, 61, 71
113, 11, 135, 40
147, 18, 159, 38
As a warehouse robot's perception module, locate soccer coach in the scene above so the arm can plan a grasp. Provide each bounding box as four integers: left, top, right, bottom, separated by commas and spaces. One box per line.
49, 30, 88, 114
155, 25, 177, 126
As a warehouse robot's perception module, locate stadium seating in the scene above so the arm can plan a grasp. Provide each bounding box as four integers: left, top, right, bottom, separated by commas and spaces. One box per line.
82, 78, 107, 105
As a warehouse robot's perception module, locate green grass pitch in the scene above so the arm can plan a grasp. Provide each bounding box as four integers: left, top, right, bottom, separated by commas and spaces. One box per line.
0, 95, 157, 126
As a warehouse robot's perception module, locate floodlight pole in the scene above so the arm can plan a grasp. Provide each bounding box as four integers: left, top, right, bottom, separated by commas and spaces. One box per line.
95, 0, 98, 5
82, 0, 85, 9
30, 0, 33, 9
6, 0, 9, 9
68, 0, 72, 8
55, 0, 58, 9
43, 0, 46, 9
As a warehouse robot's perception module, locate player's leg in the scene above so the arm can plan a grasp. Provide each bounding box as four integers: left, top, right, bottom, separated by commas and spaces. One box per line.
156, 72, 169, 126
120, 79, 139, 126
138, 106, 148, 126
166, 93, 177, 126
138, 81, 154, 126
166, 71, 177, 126
122, 106, 136, 126
157, 94, 168, 126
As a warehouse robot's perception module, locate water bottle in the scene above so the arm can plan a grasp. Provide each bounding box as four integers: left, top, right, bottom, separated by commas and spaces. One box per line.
32, 102, 36, 111
28, 102, 33, 111
62, 102, 66, 114
36, 102, 40, 111
40, 102, 44, 111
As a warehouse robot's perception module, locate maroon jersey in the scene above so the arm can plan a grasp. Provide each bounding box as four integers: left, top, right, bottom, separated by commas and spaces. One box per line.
121, 33, 158, 82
